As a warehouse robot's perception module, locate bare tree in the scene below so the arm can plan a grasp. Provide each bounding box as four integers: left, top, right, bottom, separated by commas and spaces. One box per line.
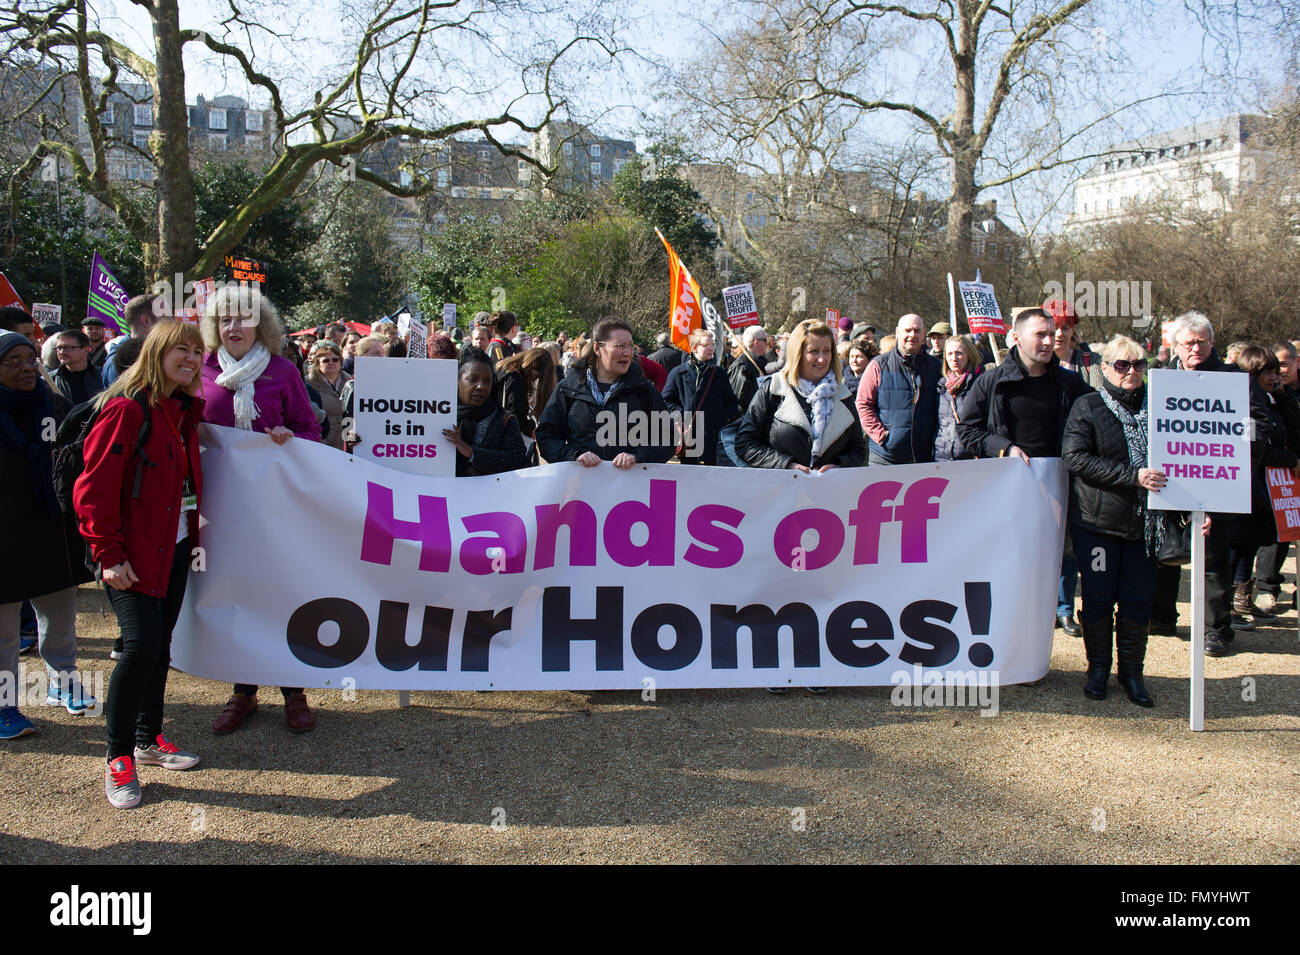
1, 0, 619, 281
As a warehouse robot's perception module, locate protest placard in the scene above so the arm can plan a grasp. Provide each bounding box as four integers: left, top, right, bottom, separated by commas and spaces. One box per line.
442, 303, 457, 330
350, 356, 456, 477
397, 312, 411, 337
224, 253, 268, 286
957, 281, 1007, 333
1266, 467, 1300, 542
31, 303, 61, 325
0, 272, 22, 309
1146, 369, 1251, 514
721, 283, 759, 328
826, 307, 840, 326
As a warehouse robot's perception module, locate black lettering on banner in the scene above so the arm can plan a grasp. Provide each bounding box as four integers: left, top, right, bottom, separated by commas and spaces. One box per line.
630, 604, 703, 670
374, 600, 451, 671
897, 599, 960, 667
824, 601, 893, 667
541, 586, 624, 671
286, 598, 369, 668
709, 603, 820, 669
461, 608, 514, 671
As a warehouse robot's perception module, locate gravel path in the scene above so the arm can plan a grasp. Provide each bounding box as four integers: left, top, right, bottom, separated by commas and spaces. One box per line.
3, 580, 1296, 864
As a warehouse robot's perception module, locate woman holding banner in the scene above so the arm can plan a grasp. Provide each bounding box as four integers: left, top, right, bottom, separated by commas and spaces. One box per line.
200, 288, 319, 735
934, 335, 982, 462
74, 321, 206, 807
442, 348, 529, 476
536, 317, 674, 468
1062, 335, 1177, 708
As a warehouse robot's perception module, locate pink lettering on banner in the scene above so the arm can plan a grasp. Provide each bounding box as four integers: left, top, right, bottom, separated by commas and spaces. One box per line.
459, 512, 528, 575
775, 509, 845, 569
359, 482, 452, 571
603, 479, 677, 567
683, 505, 745, 569
533, 501, 599, 569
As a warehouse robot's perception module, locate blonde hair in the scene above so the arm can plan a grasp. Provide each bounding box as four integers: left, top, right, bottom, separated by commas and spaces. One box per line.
96, 320, 205, 409
353, 335, 387, 358
878, 334, 897, 353
1100, 334, 1144, 365
200, 284, 283, 355
781, 318, 841, 387
942, 335, 982, 375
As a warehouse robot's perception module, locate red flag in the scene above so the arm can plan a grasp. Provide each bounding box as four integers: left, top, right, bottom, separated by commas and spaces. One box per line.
655, 229, 702, 351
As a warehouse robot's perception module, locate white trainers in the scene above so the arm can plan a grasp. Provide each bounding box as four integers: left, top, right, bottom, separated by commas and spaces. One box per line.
133, 734, 199, 770
106, 756, 142, 809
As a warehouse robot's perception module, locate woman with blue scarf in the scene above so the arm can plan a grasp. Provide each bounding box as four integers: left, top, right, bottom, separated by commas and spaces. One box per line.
0, 332, 96, 739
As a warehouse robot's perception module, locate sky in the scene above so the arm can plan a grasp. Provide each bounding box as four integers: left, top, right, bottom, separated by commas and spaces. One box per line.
59, 0, 1295, 229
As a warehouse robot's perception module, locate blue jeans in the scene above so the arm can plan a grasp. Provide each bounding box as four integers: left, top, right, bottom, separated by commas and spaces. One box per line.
1071, 524, 1158, 624
1058, 546, 1078, 618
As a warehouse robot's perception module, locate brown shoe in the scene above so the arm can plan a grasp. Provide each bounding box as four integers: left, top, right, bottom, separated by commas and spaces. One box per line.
284, 692, 315, 733
212, 693, 257, 734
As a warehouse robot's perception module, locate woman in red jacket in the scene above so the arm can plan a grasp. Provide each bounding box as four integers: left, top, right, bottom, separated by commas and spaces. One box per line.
74, 320, 206, 809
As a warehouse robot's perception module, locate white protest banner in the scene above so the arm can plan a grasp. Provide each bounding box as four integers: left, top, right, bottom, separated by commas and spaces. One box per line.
442, 303, 457, 330
957, 281, 1007, 334
721, 283, 759, 329
350, 356, 457, 477
397, 311, 411, 337
172, 430, 1067, 691
31, 303, 61, 325
407, 318, 427, 359
1146, 368, 1251, 514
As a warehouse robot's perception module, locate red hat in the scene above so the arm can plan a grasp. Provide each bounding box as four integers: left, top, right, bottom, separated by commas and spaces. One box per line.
1041, 297, 1078, 330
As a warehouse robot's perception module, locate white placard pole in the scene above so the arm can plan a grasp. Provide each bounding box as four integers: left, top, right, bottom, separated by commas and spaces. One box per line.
947, 272, 959, 336
1190, 510, 1205, 732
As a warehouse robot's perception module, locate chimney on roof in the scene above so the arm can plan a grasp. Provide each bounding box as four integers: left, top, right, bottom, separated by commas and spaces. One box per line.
987, 198, 997, 216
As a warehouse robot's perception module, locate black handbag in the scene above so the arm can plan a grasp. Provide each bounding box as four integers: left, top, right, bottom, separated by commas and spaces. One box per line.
1156, 513, 1192, 566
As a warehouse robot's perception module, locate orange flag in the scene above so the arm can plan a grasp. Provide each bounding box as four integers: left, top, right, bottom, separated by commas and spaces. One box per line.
655, 228, 702, 351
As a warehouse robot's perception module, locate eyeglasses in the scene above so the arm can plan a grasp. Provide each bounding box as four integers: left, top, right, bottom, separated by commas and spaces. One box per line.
54, 344, 86, 351
1178, 338, 1211, 349
1109, 359, 1148, 374
317, 356, 341, 364
598, 341, 636, 353
0, 356, 40, 370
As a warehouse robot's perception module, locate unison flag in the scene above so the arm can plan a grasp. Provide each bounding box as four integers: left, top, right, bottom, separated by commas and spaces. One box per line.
87, 251, 129, 335
655, 229, 702, 351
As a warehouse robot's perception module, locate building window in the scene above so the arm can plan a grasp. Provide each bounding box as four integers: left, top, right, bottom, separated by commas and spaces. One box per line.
437, 169, 449, 188
209, 108, 227, 130
590, 161, 601, 178
479, 188, 491, 199
133, 104, 152, 126
209, 133, 227, 151
517, 160, 531, 184
133, 131, 150, 150
400, 170, 412, 188
590, 143, 601, 158
245, 110, 262, 132
243, 136, 261, 152
479, 147, 491, 162
100, 104, 115, 125
562, 142, 572, 157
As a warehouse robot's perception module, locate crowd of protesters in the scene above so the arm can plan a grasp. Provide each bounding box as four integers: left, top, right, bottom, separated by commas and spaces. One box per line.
2, 286, 1295, 810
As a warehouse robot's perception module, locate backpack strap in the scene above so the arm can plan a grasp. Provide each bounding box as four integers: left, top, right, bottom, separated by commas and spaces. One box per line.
128, 391, 154, 500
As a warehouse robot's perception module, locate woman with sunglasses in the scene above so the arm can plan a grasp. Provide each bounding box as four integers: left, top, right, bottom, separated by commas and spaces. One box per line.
1062, 336, 1170, 707
305, 340, 351, 450
536, 317, 674, 468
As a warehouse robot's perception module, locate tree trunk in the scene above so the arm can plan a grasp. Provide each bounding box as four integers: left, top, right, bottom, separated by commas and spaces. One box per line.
150, 0, 196, 283
948, 9, 977, 277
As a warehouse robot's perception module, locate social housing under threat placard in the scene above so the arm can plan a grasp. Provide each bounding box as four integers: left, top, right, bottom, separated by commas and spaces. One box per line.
1146, 368, 1251, 514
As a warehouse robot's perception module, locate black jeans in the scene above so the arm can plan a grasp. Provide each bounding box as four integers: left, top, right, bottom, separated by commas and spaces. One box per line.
1255, 541, 1289, 595
1071, 525, 1157, 624
105, 538, 191, 760
1151, 515, 1234, 638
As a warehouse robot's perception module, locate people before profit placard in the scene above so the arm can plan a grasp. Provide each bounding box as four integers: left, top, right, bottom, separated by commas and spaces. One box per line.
1149, 311, 1269, 657
441, 347, 529, 477
200, 286, 319, 735
535, 316, 675, 470
1062, 335, 1171, 708
934, 335, 983, 463
72, 321, 206, 807
855, 313, 941, 466
0, 332, 97, 742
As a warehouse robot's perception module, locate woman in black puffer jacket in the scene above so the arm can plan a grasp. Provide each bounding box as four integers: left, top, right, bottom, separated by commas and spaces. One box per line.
1062, 335, 1175, 708
736, 317, 866, 472
535, 316, 674, 468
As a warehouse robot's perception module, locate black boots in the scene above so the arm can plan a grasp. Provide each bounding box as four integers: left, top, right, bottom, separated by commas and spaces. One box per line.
1079, 615, 1113, 700
1115, 616, 1155, 707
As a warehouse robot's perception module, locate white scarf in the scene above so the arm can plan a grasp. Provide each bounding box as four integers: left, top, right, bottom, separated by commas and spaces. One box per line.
796, 372, 839, 463
215, 343, 270, 431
